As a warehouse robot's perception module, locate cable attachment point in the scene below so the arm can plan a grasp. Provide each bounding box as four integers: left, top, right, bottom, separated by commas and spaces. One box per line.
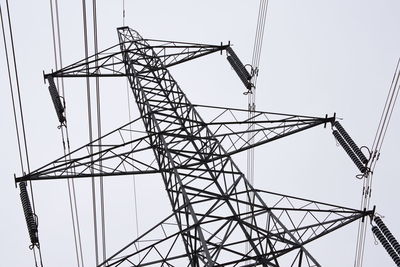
243, 64, 257, 95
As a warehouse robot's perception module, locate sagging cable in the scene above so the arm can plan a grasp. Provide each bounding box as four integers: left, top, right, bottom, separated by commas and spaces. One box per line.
20, 181, 39, 248
333, 121, 368, 164
372, 226, 400, 266
47, 76, 66, 126
375, 217, 400, 256
332, 130, 367, 173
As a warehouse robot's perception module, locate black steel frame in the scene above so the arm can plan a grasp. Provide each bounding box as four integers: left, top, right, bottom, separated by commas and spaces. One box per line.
17, 27, 372, 267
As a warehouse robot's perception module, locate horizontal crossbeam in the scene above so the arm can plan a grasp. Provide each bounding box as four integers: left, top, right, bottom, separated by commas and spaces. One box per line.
15, 108, 333, 183
44, 40, 228, 79
98, 189, 372, 267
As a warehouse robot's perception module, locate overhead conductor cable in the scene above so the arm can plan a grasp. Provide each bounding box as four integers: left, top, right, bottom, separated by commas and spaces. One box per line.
0, 3, 24, 172
92, 0, 107, 262
81, 0, 99, 265
354, 58, 400, 267
49, 0, 85, 266
3, 1, 43, 265
245, 0, 269, 264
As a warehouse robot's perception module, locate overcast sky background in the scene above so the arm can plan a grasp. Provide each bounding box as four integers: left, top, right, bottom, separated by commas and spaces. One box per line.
1, 1, 399, 266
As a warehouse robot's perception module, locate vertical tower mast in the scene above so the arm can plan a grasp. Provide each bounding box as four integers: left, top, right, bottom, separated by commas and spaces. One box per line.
117, 26, 318, 266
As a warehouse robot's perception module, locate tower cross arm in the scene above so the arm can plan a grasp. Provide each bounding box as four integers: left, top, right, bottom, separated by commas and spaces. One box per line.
43, 40, 229, 79
193, 104, 335, 157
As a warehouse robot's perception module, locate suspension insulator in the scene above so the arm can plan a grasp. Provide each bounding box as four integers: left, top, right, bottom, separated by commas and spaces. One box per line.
333, 121, 368, 164
372, 226, 400, 266
227, 56, 252, 90
226, 46, 252, 90
226, 47, 252, 80
19, 182, 39, 246
333, 130, 367, 173
48, 76, 66, 125
375, 217, 400, 256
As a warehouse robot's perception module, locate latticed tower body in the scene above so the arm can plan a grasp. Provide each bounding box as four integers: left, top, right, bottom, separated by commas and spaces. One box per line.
17, 27, 371, 267
116, 27, 320, 266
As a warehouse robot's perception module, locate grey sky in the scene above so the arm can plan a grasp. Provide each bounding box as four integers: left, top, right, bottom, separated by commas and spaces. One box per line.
1, 1, 399, 266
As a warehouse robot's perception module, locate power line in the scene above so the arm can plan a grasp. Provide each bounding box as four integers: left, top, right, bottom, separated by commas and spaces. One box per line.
354, 58, 400, 267
0, 3, 24, 173
245, 0, 269, 263
81, 0, 100, 265
53, 1, 86, 264
371, 57, 400, 169
3, 1, 43, 266
122, 0, 125, 26
251, 0, 269, 87
5, 0, 31, 174
91, 0, 107, 262
49, 0, 85, 266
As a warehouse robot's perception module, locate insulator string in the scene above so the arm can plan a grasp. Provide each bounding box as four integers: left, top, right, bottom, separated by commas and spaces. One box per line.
375, 217, 400, 256
372, 226, 400, 266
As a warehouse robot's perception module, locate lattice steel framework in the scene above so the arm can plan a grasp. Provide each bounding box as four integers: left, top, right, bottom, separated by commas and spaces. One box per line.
17, 27, 372, 267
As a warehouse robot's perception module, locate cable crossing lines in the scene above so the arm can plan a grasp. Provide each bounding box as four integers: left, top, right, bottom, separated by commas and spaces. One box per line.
48, 0, 85, 266
354, 58, 400, 267
1, 1, 43, 266
245, 1, 269, 263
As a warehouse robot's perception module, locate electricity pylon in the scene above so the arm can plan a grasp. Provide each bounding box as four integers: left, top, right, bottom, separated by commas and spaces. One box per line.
17, 27, 372, 267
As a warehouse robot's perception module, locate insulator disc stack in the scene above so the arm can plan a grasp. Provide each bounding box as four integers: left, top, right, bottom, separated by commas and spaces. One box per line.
226, 47, 252, 80
372, 226, 400, 266
332, 130, 366, 173
375, 217, 400, 256
333, 121, 368, 164
226, 47, 252, 90
19, 182, 39, 246
47, 76, 66, 124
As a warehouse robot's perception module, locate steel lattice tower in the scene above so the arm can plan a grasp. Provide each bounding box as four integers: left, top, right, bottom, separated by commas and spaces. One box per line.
17, 27, 372, 267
